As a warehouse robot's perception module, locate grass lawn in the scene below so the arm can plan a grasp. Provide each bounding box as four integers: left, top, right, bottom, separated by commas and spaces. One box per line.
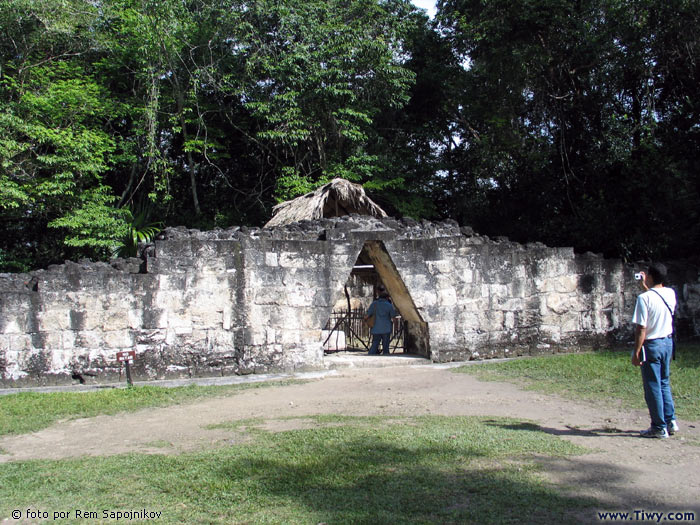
0, 380, 306, 437
453, 345, 700, 420
0, 415, 592, 524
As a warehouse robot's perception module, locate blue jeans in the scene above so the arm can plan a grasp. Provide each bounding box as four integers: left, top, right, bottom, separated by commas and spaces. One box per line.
369, 333, 391, 355
641, 337, 675, 430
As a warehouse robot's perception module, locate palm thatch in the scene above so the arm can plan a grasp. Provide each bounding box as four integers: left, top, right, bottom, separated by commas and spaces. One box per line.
264, 178, 388, 228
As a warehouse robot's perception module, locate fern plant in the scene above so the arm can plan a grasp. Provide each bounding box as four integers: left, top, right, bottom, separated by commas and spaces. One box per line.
114, 204, 162, 259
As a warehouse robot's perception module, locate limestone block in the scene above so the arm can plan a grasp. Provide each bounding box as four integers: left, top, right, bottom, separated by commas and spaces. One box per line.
539, 324, 562, 343
504, 311, 516, 330
2, 317, 29, 334
484, 283, 509, 301
458, 268, 474, 284
166, 306, 192, 329
559, 313, 582, 334
189, 329, 209, 343
265, 252, 279, 266
173, 325, 193, 336
142, 308, 168, 329
0, 293, 32, 333
438, 287, 458, 307
36, 308, 72, 331
223, 306, 233, 330
158, 274, 189, 292
31, 331, 62, 351
478, 310, 504, 331
246, 327, 268, 346
255, 287, 282, 306
10, 333, 34, 352
62, 330, 76, 350
152, 291, 187, 313
197, 259, 228, 275
428, 320, 455, 339
155, 239, 192, 257
128, 309, 143, 329
102, 330, 134, 349
279, 252, 313, 268
165, 329, 178, 345
434, 274, 453, 289
189, 240, 220, 258
51, 348, 74, 372
312, 289, 332, 307
456, 309, 480, 329
580, 310, 594, 331
404, 273, 429, 291
207, 330, 236, 350
300, 308, 329, 329
74, 330, 102, 349
412, 290, 437, 309
102, 308, 129, 331
495, 296, 524, 311
427, 260, 452, 275
192, 275, 226, 292
191, 308, 224, 330
545, 293, 576, 315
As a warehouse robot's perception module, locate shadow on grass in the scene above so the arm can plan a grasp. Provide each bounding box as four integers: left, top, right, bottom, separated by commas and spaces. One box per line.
202, 435, 595, 524
0, 419, 599, 524
485, 420, 641, 438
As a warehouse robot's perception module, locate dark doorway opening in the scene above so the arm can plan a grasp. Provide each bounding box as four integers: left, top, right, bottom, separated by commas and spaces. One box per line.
322, 240, 430, 358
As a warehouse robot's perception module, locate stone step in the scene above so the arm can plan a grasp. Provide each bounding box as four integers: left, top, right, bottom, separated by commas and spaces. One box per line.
322, 352, 431, 369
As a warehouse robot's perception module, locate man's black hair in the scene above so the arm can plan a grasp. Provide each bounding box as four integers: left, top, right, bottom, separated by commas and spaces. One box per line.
647, 263, 668, 285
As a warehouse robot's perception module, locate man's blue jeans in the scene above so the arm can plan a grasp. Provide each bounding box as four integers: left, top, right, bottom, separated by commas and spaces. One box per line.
641, 337, 675, 430
369, 333, 390, 355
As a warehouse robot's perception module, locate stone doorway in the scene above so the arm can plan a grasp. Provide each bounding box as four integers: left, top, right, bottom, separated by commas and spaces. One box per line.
323, 240, 430, 358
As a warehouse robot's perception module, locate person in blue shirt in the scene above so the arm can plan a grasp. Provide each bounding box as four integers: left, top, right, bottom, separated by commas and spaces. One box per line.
365, 285, 399, 355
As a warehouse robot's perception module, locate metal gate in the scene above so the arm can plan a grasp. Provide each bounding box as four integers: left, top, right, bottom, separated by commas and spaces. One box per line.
323, 307, 405, 354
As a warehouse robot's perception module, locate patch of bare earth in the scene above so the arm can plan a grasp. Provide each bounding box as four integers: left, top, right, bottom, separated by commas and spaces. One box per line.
1, 363, 699, 519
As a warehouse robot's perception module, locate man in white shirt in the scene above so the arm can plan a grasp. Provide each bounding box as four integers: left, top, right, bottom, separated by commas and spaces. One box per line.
631, 263, 678, 439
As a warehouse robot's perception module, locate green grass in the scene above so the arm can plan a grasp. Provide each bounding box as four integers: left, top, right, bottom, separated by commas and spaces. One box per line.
453, 345, 700, 420
0, 415, 593, 524
0, 380, 307, 438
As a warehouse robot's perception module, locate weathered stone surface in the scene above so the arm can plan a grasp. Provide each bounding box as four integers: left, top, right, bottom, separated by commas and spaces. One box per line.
1, 218, 699, 385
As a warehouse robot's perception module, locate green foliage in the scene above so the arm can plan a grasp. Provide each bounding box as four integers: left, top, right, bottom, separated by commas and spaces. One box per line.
435, 0, 700, 259
114, 202, 163, 258
222, 0, 418, 201
0, 0, 698, 269
48, 187, 130, 251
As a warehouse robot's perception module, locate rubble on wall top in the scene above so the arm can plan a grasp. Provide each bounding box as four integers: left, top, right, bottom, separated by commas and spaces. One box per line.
157, 215, 471, 242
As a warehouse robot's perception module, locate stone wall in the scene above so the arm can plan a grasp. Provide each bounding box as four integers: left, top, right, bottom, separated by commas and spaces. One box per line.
1, 216, 698, 386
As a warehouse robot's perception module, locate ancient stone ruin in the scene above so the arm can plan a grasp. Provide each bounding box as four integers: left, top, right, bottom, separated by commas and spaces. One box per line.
1, 215, 699, 386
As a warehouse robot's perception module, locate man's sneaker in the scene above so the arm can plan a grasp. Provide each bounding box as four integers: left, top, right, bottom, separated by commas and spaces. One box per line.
640, 427, 669, 439
668, 420, 679, 435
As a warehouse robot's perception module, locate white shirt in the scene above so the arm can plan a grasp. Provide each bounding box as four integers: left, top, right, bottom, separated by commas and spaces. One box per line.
632, 287, 676, 340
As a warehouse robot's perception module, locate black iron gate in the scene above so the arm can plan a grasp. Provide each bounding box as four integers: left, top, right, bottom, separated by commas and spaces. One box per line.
323, 307, 405, 354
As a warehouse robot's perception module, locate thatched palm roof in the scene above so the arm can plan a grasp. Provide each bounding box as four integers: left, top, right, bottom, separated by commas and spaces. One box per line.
264, 178, 388, 228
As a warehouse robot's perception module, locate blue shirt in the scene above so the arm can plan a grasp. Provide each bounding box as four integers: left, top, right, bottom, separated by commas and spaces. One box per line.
367, 297, 398, 335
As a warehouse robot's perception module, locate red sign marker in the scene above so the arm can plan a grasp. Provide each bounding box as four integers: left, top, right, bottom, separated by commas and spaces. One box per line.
116, 350, 136, 362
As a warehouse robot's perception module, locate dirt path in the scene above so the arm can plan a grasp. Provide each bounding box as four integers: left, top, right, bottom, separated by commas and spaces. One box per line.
2, 361, 699, 517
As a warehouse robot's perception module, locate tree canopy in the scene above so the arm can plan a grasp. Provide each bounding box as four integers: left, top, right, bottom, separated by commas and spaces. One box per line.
1, 0, 698, 270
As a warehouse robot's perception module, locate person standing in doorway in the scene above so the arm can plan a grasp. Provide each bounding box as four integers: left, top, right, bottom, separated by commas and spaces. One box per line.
365, 285, 398, 355
631, 263, 678, 439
